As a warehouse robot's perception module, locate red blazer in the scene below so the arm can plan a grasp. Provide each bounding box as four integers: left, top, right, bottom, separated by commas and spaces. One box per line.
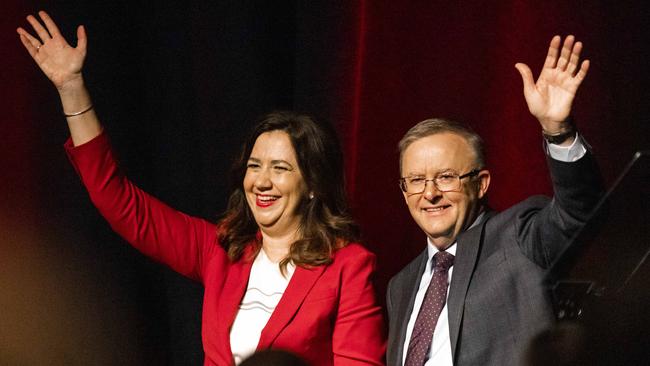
65, 133, 386, 366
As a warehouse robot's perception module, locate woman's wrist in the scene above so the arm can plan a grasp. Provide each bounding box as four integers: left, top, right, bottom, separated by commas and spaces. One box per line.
56, 74, 86, 97
58, 76, 93, 114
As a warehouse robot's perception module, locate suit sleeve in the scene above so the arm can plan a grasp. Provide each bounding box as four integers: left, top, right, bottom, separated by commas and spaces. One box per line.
386, 278, 394, 318
516, 150, 604, 267
64, 132, 224, 282
332, 247, 387, 365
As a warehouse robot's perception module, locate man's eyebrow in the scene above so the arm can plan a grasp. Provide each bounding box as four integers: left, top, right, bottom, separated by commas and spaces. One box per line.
404, 168, 456, 176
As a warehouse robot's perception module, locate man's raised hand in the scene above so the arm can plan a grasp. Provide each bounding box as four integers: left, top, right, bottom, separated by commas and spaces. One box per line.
515, 35, 589, 134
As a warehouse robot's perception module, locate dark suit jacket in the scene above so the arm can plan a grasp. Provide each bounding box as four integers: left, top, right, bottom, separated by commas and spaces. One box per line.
386, 152, 603, 366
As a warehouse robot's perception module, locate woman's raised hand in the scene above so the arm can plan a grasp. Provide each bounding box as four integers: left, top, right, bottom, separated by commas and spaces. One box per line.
18, 11, 101, 146
17, 11, 87, 91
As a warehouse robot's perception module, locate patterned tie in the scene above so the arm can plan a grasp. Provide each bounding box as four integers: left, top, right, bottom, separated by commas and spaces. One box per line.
404, 250, 455, 366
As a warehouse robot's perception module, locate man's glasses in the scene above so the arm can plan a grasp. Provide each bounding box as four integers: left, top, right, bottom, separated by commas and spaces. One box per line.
399, 169, 482, 194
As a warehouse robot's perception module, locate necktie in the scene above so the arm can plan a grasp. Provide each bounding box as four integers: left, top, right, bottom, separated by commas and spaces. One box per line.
405, 250, 455, 366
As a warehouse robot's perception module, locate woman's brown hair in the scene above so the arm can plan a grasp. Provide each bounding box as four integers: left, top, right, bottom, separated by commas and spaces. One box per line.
218, 111, 359, 272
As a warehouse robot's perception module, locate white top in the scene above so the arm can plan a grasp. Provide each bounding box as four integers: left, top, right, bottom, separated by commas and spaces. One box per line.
401, 137, 587, 365
230, 249, 295, 365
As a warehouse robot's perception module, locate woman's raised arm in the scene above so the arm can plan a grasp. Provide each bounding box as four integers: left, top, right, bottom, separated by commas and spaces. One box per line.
18, 10, 101, 146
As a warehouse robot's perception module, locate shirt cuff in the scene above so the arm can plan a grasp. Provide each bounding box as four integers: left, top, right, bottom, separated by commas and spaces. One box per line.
545, 132, 587, 162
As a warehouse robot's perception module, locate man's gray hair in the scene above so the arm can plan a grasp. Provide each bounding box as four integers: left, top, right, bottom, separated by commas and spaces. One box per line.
398, 118, 486, 174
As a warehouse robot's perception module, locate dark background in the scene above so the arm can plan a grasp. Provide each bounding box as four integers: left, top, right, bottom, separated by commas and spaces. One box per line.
2, 1, 648, 364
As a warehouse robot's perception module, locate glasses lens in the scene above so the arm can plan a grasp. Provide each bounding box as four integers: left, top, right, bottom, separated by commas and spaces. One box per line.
406, 178, 423, 193
435, 173, 459, 192
402, 170, 472, 194
436, 180, 458, 192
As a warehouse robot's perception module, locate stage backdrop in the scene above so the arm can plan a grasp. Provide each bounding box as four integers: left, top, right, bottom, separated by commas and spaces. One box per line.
2, 1, 648, 364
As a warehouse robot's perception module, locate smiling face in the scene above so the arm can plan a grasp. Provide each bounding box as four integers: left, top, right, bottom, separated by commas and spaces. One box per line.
400, 132, 490, 249
244, 130, 308, 239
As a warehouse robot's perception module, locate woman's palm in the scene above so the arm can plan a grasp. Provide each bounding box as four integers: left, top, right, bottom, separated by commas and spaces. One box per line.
17, 11, 87, 90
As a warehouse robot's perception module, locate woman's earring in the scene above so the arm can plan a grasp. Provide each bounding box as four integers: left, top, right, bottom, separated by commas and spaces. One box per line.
309, 192, 314, 200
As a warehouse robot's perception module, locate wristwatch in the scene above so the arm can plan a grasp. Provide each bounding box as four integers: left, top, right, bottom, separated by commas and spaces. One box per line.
542, 117, 577, 145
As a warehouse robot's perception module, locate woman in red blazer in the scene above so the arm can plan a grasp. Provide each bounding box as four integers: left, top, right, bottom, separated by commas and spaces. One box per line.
18, 11, 386, 365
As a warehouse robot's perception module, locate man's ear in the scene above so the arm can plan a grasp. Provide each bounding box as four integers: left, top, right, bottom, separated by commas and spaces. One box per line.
477, 170, 491, 199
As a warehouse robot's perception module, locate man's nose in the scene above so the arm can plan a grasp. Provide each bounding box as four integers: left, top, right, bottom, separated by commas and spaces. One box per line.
423, 180, 441, 200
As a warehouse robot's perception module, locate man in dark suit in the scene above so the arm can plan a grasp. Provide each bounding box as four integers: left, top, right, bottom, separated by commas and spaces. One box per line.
386, 35, 604, 366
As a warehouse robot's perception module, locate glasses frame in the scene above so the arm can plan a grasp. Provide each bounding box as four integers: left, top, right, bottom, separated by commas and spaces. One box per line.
399, 168, 482, 194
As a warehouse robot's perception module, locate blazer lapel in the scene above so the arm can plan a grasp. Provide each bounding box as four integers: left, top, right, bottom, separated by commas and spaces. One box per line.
447, 213, 491, 360
393, 249, 429, 366
217, 248, 254, 357
256, 264, 327, 349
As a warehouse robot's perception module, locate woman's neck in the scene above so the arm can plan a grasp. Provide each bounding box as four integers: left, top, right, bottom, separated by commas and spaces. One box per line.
260, 229, 299, 263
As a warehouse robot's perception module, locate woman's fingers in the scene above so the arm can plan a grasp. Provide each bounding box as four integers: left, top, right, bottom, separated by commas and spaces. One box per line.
18, 33, 37, 58
38, 11, 62, 38
16, 29, 40, 58
17, 27, 40, 47
26, 14, 51, 43
76, 25, 87, 52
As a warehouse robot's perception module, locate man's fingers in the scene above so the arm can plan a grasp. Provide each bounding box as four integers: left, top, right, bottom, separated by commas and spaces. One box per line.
514, 63, 535, 96
556, 35, 575, 71
567, 41, 583, 75
39, 11, 62, 38
575, 60, 590, 81
543, 35, 561, 69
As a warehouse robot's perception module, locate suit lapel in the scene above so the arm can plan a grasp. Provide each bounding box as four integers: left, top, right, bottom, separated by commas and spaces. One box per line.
447, 213, 491, 360
256, 264, 327, 349
393, 250, 429, 366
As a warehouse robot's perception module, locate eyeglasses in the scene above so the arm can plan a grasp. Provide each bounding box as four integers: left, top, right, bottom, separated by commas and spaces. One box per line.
399, 169, 482, 194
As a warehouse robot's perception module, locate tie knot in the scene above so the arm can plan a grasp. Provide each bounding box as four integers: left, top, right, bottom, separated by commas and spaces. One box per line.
434, 251, 454, 271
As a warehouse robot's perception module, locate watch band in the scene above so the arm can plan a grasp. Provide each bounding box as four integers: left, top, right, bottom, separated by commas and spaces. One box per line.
543, 129, 576, 144
542, 117, 577, 144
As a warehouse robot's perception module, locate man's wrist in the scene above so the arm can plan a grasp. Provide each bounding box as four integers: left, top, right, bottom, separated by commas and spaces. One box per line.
542, 117, 577, 145
546, 132, 587, 162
